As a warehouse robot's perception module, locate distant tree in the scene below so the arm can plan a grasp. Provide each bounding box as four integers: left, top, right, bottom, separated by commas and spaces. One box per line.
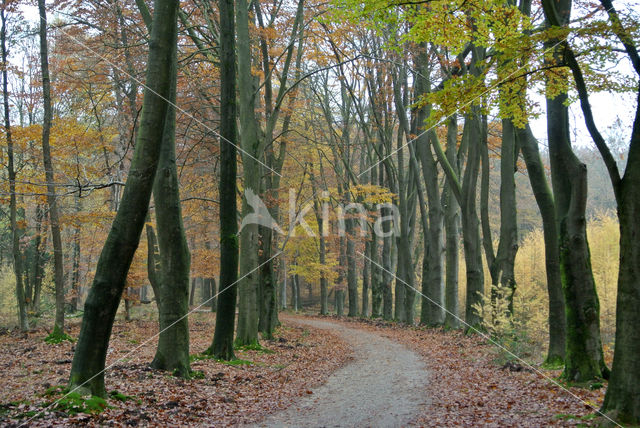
38, 0, 65, 337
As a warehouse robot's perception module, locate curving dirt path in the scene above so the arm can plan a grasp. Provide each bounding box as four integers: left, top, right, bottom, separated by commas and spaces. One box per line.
251, 317, 430, 428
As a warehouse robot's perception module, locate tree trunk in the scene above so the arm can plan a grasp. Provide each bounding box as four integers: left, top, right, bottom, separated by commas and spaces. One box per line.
209, 0, 238, 360
69, 0, 178, 397
461, 109, 484, 328
148, 34, 191, 377
205, 278, 215, 310
38, 0, 65, 336
335, 289, 344, 316
235, 0, 261, 347
346, 216, 358, 317
189, 278, 197, 306
548, 92, 607, 382
70, 195, 82, 313
2, 6, 28, 331
370, 234, 381, 318
517, 125, 566, 364
601, 94, 640, 424
362, 240, 370, 317
443, 116, 461, 329
258, 225, 278, 338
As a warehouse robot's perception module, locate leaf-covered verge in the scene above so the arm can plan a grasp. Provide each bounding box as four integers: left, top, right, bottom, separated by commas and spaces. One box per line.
290, 314, 607, 427
0, 313, 351, 426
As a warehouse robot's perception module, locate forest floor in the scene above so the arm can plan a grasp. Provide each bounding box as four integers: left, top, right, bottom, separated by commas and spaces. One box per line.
0, 312, 606, 427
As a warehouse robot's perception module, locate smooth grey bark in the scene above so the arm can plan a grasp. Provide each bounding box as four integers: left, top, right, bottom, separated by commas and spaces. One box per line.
2, 5, 28, 331
38, 0, 65, 335
69, 0, 178, 397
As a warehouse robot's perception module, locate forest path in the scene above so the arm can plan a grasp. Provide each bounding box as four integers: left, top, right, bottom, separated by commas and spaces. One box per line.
251, 316, 429, 428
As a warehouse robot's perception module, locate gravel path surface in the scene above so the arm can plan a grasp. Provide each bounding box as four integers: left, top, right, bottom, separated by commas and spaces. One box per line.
251, 317, 429, 428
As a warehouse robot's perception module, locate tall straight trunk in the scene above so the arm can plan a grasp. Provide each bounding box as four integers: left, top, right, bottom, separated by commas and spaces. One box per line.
336, 236, 347, 316
209, 0, 238, 360
311, 176, 329, 315
281, 259, 287, 310
69, 0, 178, 396
410, 46, 445, 326
293, 273, 300, 312
235, 0, 261, 346
443, 116, 460, 329
370, 234, 381, 317
517, 125, 565, 364
346, 215, 358, 317
362, 240, 370, 317
258, 225, 277, 338
189, 278, 197, 306
482, 118, 518, 314
335, 289, 344, 316
394, 243, 406, 322
30, 204, 46, 314
38, 0, 65, 335
381, 233, 393, 320
2, 6, 28, 331
70, 195, 81, 313
461, 109, 484, 327
497, 119, 518, 313
206, 278, 216, 310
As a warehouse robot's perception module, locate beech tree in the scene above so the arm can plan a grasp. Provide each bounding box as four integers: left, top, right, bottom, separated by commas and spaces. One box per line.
207, 0, 239, 361
69, 0, 179, 396
539, 0, 640, 421
38, 0, 65, 337
2, 1, 28, 331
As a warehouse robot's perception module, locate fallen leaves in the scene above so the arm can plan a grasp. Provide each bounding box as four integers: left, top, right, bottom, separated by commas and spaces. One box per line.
291, 314, 606, 427
0, 312, 351, 426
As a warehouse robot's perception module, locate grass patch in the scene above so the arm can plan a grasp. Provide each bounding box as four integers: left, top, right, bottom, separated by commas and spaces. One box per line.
235, 343, 275, 354
190, 353, 253, 366
50, 392, 110, 415
44, 329, 75, 345
109, 390, 139, 403
190, 370, 206, 379
41, 385, 67, 397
